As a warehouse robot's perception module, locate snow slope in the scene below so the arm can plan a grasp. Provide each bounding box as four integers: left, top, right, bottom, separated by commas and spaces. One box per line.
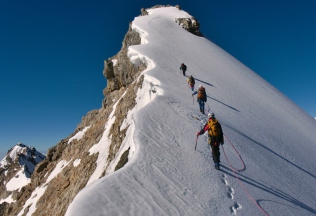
66, 7, 316, 216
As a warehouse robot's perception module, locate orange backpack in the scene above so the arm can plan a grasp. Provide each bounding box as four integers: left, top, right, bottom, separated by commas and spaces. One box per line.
197, 87, 205, 99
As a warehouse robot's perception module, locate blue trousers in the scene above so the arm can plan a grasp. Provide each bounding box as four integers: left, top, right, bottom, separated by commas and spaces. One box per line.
197, 98, 205, 113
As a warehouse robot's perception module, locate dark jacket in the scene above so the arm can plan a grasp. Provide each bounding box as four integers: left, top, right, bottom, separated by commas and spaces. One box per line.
180, 64, 187, 71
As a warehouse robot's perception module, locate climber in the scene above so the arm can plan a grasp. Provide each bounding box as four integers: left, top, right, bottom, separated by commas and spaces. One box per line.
196, 112, 224, 170
192, 85, 207, 114
187, 75, 195, 91
180, 63, 187, 76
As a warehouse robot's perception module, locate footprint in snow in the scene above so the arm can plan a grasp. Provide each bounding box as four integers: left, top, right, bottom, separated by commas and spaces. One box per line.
230, 202, 242, 215
227, 186, 234, 199
221, 174, 228, 185
221, 171, 241, 214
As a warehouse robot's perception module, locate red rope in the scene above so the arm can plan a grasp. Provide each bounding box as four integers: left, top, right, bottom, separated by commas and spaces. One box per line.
222, 136, 269, 216
223, 134, 245, 171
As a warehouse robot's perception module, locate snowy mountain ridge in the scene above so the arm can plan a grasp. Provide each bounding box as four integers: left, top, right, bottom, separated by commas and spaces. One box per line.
1, 5, 316, 216
66, 6, 316, 216
0, 143, 45, 206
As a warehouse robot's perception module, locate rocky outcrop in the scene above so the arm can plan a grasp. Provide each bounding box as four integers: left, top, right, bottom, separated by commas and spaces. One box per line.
141, 5, 203, 37
2, 8, 146, 216
176, 17, 203, 36
103, 21, 145, 99
1, 5, 203, 216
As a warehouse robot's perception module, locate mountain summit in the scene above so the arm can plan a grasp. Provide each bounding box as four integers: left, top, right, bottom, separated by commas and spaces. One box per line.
2, 5, 316, 216
0, 143, 45, 205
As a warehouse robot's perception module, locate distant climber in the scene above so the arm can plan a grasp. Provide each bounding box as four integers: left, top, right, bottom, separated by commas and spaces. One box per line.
192, 85, 207, 114
196, 112, 224, 170
187, 75, 195, 91
180, 63, 187, 76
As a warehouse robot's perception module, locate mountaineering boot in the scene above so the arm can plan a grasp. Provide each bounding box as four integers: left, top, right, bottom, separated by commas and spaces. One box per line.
214, 162, 220, 170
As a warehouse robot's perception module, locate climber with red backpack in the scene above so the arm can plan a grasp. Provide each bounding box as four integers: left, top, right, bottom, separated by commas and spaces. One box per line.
192, 85, 207, 114
196, 112, 224, 170
187, 75, 195, 91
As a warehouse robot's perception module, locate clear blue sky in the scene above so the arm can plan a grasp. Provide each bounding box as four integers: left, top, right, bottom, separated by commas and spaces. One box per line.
1, 0, 315, 156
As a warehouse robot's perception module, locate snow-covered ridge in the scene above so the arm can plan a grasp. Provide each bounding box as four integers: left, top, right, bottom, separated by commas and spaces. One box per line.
66, 6, 316, 216
3, 5, 314, 216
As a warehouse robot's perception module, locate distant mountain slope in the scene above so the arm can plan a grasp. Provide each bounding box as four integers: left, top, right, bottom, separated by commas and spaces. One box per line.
0, 143, 45, 204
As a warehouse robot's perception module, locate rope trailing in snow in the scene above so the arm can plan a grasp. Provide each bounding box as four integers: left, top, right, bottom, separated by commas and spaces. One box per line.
222, 135, 269, 216
223, 134, 245, 171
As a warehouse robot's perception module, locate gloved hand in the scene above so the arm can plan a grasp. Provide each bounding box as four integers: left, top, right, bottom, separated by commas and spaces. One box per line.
196, 132, 200, 137
221, 141, 224, 145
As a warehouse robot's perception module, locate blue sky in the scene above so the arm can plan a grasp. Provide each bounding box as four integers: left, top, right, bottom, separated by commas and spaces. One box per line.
1, 0, 315, 156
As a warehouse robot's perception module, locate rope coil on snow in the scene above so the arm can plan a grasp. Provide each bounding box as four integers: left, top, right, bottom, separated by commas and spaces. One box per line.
222, 135, 269, 216
223, 134, 245, 171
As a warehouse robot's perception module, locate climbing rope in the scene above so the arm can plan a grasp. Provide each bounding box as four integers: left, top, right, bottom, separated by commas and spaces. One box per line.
222, 135, 269, 216
223, 134, 245, 171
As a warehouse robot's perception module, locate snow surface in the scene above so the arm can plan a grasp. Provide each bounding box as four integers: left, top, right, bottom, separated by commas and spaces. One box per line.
66, 7, 316, 216
5, 169, 30, 192
73, 158, 81, 167
0, 194, 14, 204
68, 125, 90, 144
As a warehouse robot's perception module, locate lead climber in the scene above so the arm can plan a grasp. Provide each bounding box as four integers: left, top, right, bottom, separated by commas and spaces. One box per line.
180, 63, 187, 76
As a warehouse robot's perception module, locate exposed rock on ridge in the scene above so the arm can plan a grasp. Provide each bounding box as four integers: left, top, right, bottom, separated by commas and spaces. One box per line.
141, 5, 203, 37
2, 19, 146, 216
1, 5, 203, 215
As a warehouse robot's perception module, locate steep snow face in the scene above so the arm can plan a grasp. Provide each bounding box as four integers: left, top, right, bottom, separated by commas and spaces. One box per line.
66, 6, 316, 216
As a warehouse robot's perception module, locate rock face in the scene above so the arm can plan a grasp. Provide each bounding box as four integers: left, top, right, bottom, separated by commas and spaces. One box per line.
141, 5, 203, 37
0, 5, 202, 216
176, 17, 203, 36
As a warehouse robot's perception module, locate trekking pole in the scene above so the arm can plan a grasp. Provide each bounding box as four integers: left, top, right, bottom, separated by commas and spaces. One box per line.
195, 136, 198, 150
206, 102, 210, 113
192, 95, 194, 104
